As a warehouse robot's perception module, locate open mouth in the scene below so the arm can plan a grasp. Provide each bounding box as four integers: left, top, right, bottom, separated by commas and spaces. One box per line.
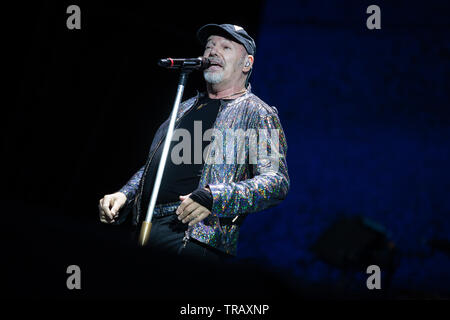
207, 60, 223, 70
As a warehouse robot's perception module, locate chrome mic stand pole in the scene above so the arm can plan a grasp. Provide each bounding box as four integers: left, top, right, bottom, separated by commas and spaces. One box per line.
138, 70, 191, 246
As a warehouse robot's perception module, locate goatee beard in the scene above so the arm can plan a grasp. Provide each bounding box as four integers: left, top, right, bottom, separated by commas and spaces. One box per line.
203, 70, 224, 84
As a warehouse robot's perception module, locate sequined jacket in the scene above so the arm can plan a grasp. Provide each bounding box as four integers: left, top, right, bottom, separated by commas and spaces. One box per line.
117, 86, 289, 255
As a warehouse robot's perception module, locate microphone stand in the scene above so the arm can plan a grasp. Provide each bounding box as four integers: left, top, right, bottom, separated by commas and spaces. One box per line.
138, 69, 192, 246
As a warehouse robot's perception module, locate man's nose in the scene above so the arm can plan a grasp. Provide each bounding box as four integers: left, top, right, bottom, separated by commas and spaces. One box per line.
209, 47, 219, 57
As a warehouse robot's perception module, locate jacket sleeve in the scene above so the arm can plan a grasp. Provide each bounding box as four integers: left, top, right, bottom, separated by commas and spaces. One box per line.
109, 165, 144, 225
207, 108, 290, 218
118, 165, 145, 204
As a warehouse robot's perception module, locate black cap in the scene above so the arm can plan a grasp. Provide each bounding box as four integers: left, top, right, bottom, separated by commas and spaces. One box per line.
197, 24, 256, 56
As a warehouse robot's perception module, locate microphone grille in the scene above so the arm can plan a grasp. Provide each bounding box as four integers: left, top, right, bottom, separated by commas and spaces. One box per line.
201, 57, 211, 69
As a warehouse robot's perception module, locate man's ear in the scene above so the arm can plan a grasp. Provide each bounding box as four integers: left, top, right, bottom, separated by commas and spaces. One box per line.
243, 55, 254, 72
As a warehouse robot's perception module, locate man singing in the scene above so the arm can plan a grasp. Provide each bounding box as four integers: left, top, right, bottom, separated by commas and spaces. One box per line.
98, 24, 290, 262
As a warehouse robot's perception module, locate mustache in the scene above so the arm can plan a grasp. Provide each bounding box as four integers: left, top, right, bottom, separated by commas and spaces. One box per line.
207, 58, 224, 67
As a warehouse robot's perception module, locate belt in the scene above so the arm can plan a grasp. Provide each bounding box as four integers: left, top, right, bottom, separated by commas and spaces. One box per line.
151, 201, 182, 218
149, 200, 246, 225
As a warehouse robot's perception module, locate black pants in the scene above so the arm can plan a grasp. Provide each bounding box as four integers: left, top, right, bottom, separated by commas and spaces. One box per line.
135, 213, 230, 264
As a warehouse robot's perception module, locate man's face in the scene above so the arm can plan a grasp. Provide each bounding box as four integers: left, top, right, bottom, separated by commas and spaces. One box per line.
202, 35, 246, 85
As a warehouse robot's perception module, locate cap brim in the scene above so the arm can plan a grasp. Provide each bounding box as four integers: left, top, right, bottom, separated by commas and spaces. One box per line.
197, 24, 243, 47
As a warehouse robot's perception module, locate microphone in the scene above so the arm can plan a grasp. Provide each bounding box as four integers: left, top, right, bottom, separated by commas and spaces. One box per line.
157, 57, 210, 70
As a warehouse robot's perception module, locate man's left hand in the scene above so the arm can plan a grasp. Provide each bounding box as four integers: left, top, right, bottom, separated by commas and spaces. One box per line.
176, 192, 211, 226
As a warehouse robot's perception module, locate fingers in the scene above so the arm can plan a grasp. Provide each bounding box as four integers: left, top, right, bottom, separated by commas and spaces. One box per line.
98, 192, 128, 224
102, 196, 114, 220
177, 200, 198, 221
99, 200, 109, 224
181, 206, 203, 224
110, 197, 124, 217
99, 210, 111, 223
98, 199, 106, 222
176, 197, 211, 226
99, 215, 110, 224
176, 196, 193, 217
99, 196, 115, 223
188, 209, 210, 226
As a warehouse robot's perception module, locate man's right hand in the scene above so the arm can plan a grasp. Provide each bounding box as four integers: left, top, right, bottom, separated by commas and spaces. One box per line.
99, 192, 127, 224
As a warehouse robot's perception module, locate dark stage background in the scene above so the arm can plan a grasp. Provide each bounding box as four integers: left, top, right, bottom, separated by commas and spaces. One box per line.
4, 0, 450, 301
